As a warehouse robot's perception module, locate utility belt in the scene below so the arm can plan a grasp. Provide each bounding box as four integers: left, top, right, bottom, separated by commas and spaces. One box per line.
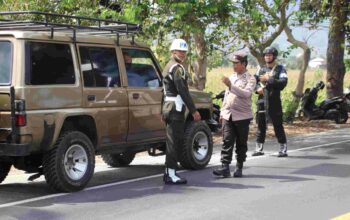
164, 95, 184, 112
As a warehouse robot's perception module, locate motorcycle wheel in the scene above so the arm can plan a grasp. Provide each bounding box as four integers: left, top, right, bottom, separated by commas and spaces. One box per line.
335, 110, 348, 124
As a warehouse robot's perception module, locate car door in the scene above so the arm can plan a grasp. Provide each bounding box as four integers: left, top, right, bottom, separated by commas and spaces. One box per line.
78, 45, 128, 146
121, 48, 165, 142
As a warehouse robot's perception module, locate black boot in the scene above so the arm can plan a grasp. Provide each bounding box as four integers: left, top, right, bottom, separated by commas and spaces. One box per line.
233, 162, 243, 178
163, 168, 187, 185
213, 163, 231, 177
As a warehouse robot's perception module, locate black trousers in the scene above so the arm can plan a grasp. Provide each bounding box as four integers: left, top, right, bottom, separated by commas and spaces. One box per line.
221, 118, 251, 165
165, 119, 185, 169
256, 103, 287, 144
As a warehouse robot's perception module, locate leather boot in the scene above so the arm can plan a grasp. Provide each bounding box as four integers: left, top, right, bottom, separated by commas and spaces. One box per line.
252, 143, 264, 156
213, 163, 231, 177
277, 143, 288, 157
163, 168, 187, 184
233, 162, 243, 178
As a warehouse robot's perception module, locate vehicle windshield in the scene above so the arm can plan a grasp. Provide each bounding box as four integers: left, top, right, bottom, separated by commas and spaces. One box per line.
0, 41, 12, 85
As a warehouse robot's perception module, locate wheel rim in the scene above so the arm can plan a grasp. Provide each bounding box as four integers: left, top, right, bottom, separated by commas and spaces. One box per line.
192, 131, 209, 161
64, 144, 88, 181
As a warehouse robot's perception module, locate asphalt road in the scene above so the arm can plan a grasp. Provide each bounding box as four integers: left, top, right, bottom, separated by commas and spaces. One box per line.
1, 128, 350, 220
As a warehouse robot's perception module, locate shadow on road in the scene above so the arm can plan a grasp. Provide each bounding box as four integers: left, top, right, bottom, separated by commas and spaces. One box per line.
293, 163, 350, 178
10, 164, 266, 208
286, 155, 337, 160
243, 174, 314, 183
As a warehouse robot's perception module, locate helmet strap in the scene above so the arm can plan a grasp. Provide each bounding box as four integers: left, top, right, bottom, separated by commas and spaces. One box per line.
266, 57, 276, 66
173, 53, 184, 63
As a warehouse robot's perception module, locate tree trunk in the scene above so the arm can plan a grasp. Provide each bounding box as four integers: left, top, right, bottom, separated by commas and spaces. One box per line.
283, 25, 311, 122
193, 32, 207, 91
249, 47, 265, 67
326, 0, 347, 98
181, 33, 191, 74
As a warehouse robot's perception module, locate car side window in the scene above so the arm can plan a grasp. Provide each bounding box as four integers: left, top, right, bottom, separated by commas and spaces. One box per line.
79, 46, 120, 88
0, 41, 12, 85
25, 42, 75, 85
122, 49, 161, 88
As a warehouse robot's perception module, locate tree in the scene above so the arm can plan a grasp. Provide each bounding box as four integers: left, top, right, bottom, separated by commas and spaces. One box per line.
0, 0, 100, 16
300, 0, 349, 98
148, 1, 233, 90
231, 0, 290, 66
326, 0, 348, 97
283, 25, 312, 121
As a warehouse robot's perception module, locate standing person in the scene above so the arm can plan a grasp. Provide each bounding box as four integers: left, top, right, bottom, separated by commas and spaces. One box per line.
213, 52, 256, 178
162, 39, 201, 184
252, 46, 288, 157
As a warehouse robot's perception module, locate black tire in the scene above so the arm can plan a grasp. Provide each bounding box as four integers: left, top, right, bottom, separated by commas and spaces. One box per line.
298, 110, 309, 122
101, 152, 136, 167
0, 162, 11, 184
179, 121, 213, 170
335, 109, 348, 124
43, 131, 95, 192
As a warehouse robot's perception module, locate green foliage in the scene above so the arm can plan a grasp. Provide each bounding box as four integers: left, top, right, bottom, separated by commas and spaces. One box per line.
207, 50, 225, 70
313, 68, 324, 81
345, 59, 350, 72
282, 89, 299, 122
0, 0, 100, 22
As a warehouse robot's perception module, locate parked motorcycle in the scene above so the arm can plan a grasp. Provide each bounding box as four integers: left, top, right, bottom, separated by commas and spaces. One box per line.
298, 81, 348, 124
344, 87, 350, 112
208, 90, 225, 132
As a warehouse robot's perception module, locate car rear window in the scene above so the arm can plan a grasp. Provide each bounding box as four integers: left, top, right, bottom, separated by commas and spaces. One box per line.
0, 41, 12, 85
25, 42, 75, 85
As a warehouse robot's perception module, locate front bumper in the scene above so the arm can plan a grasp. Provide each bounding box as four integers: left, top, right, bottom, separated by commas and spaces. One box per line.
0, 142, 31, 156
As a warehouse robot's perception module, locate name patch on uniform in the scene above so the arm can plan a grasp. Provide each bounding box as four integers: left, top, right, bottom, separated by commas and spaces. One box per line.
280, 73, 288, 78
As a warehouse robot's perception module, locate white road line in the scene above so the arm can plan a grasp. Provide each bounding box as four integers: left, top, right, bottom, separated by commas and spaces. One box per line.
0, 139, 349, 209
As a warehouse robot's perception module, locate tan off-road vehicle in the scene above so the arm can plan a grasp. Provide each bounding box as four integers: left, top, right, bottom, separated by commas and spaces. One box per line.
0, 11, 215, 192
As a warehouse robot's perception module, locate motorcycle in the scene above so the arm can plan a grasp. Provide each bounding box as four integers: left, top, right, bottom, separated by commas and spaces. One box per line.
213, 90, 225, 130
298, 81, 348, 124
344, 87, 350, 112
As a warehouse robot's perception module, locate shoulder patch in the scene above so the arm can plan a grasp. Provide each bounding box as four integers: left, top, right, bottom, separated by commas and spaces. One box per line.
280, 73, 288, 78
278, 65, 288, 78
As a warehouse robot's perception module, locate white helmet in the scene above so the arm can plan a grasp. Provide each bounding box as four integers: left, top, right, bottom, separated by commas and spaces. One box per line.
170, 39, 188, 51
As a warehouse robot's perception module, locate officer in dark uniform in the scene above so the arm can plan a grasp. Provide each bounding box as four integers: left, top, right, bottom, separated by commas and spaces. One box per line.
252, 46, 288, 157
162, 39, 201, 184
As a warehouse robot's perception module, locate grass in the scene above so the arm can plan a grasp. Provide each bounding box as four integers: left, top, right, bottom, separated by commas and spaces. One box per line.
205, 67, 350, 117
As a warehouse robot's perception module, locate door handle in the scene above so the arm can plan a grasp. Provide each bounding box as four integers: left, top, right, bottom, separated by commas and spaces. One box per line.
87, 95, 95, 101
132, 93, 140, 99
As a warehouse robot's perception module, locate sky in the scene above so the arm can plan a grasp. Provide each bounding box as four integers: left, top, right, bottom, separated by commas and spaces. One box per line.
274, 24, 329, 58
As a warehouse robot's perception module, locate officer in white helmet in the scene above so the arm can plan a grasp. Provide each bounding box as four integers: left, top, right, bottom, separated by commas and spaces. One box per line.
161, 39, 201, 184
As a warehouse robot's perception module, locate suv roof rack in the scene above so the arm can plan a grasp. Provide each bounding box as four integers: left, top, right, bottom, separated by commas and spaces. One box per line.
0, 11, 141, 43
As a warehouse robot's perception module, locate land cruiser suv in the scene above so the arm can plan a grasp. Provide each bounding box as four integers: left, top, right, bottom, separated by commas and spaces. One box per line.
0, 11, 214, 192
